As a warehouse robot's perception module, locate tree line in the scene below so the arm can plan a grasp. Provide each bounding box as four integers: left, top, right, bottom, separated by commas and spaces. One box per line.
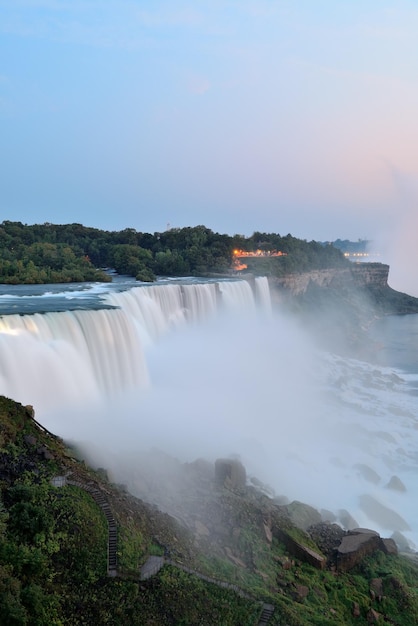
0, 221, 348, 284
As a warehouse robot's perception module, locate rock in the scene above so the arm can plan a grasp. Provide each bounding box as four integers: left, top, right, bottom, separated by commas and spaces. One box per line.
307, 522, 345, 558
391, 530, 412, 552
320, 509, 337, 522
339, 509, 359, 530
352, 601, 361, 617
36, 445, 54, 460
263, 522, 272, 543
194, 521, 210, 537
25, 405, 35, 418
367, 608, 382, 623
286, 501, 322, 531
353, 463, 381, 484
224, 546, 246, 568
215, 458, 246, 489
273, 495, 289, 506
370, 578, 383, 601
359, 494, 410, 531
23, 434, 37, 446
337, 528, 381, 572
274, 528, 326, 570
385, 475, 407, 492
380, 538, 398, 556
291, 583, 309, 602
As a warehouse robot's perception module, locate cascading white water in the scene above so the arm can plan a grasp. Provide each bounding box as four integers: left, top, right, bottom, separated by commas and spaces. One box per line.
2, 277, 418, 548
217, 279, 255, 312
0, 308, 149, 411
254, 276, 272, 312
0, 279, 258, 413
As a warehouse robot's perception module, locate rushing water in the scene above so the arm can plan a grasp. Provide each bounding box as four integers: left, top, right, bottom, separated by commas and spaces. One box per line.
0, 277, 417, 550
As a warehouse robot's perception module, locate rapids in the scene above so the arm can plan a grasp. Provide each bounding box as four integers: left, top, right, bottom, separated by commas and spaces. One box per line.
0, 276, 417, 550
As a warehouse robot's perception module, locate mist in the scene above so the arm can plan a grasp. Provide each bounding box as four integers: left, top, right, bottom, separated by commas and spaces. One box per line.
370, 169, 418, 297
39, 295, 418, 547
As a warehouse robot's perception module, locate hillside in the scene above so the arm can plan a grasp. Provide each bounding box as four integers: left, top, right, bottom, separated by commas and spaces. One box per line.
0, 221, 347, 284
1, 397, 418, 625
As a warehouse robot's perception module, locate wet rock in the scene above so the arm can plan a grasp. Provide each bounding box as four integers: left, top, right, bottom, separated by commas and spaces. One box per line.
307, 522, 345, 559
353, 463, 381, 484
274, 528, 326, 570
23, 434, 37, 446
290, 583, 309, 602
367, 608, 382, 623
370, 578, 383, 601
339, 509, 359, 530
359, 494, 410, 531
194, 521, 210, 537
25, 405, 35, 418
380, 538, 398, 556
286, 500, 322, 531
337, 528, 381, 572
215, 458, 246, 489
263, 522, 272, 543
320, 508, 337, 522
36, 446, 54, 460
385, 475, 406, 492
391, 530, 412, 552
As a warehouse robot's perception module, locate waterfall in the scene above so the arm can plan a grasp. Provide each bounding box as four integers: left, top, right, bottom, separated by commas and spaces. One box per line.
217, 280, 255, 312
254, 277, 272, 312
0, 279, 267, 414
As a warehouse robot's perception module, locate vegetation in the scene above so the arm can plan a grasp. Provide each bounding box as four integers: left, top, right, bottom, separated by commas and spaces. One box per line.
1, 395, 418, 624
0, 221, 349, 284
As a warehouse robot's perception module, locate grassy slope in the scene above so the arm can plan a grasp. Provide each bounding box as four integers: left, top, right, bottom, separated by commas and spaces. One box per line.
1, 397, 418, 625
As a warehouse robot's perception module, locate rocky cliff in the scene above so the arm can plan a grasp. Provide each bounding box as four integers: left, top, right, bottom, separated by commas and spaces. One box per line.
264, 262, 418, 358
268, 262, 389, 296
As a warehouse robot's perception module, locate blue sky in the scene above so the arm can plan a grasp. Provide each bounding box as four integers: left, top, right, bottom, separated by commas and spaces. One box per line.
1, 1, 418, 243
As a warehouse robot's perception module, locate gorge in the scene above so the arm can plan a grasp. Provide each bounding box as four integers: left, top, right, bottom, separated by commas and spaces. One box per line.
1, 264, 418, 552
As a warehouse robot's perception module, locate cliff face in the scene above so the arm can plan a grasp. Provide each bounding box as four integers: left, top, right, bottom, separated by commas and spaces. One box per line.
268, 262, 389, 296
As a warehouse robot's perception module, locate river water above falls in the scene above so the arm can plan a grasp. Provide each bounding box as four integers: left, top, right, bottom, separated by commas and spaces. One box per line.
0, 276, 417, 550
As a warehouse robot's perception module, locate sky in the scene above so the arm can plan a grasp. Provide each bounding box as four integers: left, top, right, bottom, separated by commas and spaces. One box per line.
1, 1, 418, 244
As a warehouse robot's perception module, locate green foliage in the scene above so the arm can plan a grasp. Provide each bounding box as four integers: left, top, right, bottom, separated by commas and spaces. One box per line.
2, 395, 418, 624
0, 220, 349, 284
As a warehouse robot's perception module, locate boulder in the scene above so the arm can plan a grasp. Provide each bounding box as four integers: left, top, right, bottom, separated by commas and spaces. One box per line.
286, 501, 322, 531
320, 508, 337, 522
23, 434, 37, 446
370, 577, 383, 601
359, 494, 410, 531
353, 463, 381, 485
290, 584, 309, 602
367, 608, 382, 623
339, 509, 359, 530
25, 405, 35, 418
380, 538, 398, 556
215, 458, 246, 489
274, 528, 326, 570
385, 475, 406, 492
307, 522, 345, 558
337, 528, 381, 572
391, 530, 412, 552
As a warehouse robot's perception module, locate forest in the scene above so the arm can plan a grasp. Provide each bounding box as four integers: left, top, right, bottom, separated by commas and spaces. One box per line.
0, 221, 348, 284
